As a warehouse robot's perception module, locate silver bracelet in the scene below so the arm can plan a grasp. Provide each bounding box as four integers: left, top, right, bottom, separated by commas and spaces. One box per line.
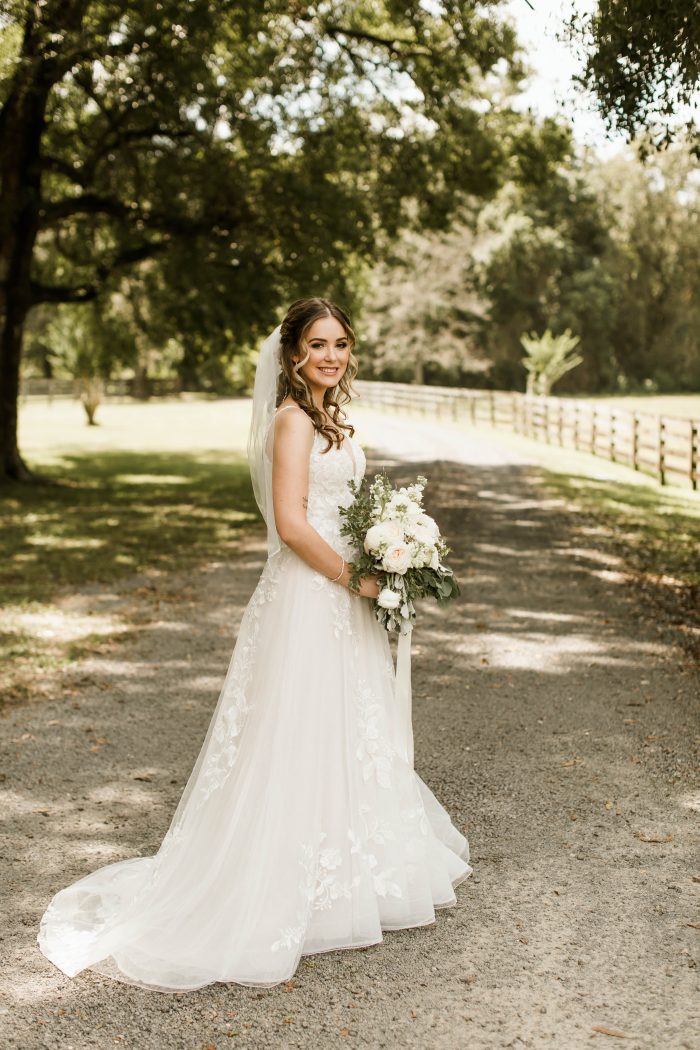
329, 556, 345, 583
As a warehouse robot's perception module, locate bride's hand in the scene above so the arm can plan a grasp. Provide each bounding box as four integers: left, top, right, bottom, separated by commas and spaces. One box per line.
358, 573, 382, 600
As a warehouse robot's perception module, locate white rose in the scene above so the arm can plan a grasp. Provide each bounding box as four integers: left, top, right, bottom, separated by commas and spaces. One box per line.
382, 543, 412, 574
364, 520, 404, 554
376, 587, 401, 610
407, 523, 437, 548
416, 512, 440, 538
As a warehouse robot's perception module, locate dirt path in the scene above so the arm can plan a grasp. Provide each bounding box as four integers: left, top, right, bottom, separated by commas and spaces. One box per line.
2, 409, 698, 1050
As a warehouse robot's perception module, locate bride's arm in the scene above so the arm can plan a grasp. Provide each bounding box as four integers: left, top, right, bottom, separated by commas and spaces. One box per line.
272, 408, 380, 599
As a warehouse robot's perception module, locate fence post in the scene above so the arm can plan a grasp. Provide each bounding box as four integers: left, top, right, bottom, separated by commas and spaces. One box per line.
591, 408, 597, 453
610, 410, 616, 462
557, 399, 564, 446
631, 413, 639, 471
470, 397, 476, 426
573, 403, 579, 450
489, 390, 495, 426
658, 417, 666, 485
690, 421, 698, 491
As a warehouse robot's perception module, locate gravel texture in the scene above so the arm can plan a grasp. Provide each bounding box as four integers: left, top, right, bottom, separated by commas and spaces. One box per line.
1, 410, 698, 1050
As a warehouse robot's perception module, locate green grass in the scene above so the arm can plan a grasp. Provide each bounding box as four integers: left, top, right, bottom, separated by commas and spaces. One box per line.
1, 397, 262, 709
4, 397, 260, 604
538, 465, 700, 659
575, 394, 700, 420
540, 468, 700, 587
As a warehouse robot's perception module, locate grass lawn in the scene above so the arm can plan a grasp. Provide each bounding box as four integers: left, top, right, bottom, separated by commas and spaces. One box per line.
575, 394, 700, 420
1, 397, 261, 708
4, 396, 260, 603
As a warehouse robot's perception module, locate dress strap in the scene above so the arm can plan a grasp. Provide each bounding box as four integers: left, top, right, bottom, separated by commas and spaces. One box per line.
275, 404, 297, 416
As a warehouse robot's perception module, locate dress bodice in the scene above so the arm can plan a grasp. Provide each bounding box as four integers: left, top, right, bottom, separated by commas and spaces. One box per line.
306, 428, 366, 557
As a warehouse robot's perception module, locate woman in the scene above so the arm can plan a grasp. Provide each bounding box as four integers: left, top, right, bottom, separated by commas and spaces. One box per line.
37, 297, 472, 991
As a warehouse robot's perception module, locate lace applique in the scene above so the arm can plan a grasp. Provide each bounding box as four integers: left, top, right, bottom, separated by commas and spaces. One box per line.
400, 803, 430, 837
306, 432, 365, 556
167, 554, 287, 819
270, 807, 403, 952
347, 827, 402, 899
355, 678, 395, 788
358, 801, 396, 846
310, 570, 354, 637
271, 832, 362, 952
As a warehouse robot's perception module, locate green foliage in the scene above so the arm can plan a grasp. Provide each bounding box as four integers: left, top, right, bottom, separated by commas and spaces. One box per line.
356, 116, 573, 386
476, 141, 700, 393
568, 0, 700, 148
2, 0, 527, 392
358, 136, 700, 394
520, 328, 583, 396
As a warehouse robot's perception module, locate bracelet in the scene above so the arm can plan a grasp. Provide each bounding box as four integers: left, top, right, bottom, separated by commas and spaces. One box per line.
329, 556, 345, 583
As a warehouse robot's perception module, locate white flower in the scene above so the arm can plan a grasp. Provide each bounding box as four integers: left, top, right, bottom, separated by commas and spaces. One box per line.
364, 519, 404, 554
382, 543, 411, 574
429, 548, 440, 570
408, 542, 432, 568
407, 523, 437, 548
377, 587, 401, 610
384, 494, 422, 523
415, 512, 440, 538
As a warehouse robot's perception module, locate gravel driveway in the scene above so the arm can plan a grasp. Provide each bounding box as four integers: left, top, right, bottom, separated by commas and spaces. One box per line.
1, 409, 698, 1050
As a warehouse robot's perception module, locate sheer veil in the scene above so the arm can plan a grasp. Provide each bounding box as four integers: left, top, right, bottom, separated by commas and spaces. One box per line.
246, 323, 284, 560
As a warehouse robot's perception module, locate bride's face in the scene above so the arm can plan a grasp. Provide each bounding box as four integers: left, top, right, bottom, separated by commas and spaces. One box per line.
292, 316, 350, 393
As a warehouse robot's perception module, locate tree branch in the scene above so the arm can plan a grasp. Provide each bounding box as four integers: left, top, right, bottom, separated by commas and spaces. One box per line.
323, 23, 432, 59
40, 193, 132, 223
28, 238, 171, 304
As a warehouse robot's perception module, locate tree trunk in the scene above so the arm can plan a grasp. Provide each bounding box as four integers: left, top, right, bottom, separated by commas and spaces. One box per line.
0, 298, 33, 479
0, 10, 66, 480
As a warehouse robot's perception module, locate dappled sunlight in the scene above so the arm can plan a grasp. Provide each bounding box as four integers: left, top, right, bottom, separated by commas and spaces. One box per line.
678, 791, 700, 812
114, 473, 190, 486
564, 546, 627, 568
449, 629, 664, 673
0, 606, 121, 644
25, 534, 107, 550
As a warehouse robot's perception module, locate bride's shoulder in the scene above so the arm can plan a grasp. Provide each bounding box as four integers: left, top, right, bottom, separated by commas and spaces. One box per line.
273, 402, 315, 444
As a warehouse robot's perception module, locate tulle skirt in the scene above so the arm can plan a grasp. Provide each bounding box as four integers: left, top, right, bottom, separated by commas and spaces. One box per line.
37, 545, 472, 991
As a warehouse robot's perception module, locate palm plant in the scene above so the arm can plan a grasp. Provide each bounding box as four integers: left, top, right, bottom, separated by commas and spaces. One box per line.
520, 328, 583, 395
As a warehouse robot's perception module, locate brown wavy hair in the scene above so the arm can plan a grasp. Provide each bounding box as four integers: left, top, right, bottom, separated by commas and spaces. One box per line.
277, 297, 358, 453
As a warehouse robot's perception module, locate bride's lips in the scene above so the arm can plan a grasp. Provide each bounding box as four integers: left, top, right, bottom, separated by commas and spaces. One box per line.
317, 366, 341, 377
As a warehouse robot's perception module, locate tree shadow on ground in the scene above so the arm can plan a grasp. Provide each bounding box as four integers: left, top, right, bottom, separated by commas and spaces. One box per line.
0, 449, 259, 606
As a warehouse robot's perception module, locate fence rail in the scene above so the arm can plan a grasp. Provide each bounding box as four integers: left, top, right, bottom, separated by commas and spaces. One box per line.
20, 377, 183, 399
354, 380, 699, 491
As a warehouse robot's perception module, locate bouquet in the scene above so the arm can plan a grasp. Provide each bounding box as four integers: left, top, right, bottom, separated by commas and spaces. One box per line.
339, 472, 460, 634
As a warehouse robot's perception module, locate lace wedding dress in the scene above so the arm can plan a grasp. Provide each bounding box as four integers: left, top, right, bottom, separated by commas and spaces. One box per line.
38, 413, 472, 991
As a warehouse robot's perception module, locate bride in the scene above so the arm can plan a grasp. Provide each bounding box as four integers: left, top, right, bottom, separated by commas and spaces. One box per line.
37, 296, 472, 991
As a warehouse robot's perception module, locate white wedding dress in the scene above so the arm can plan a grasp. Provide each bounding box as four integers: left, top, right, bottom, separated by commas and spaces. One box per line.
38, 416, 472, 991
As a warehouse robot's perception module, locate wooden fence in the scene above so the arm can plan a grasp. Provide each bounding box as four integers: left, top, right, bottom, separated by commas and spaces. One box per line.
20, 377, 182, 399
354, 380, 700, 491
